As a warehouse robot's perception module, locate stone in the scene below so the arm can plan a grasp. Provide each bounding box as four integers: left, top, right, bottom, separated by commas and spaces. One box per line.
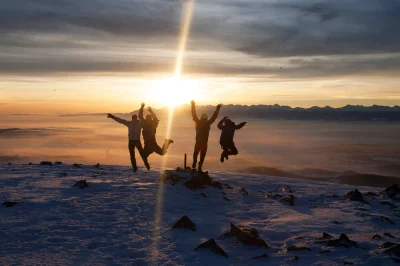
293, 256, 299, 261
194, 238, 228, 258
384, 244, 400, 257
380, 242, 399, 249
287, 245, 311, 252
325, 233, 358, 248
210, 181, 223, 189
318, 232, 333, 240
384, 233, 396, 239
282, 186, 292, 193
40, 161, 53, 166
239, 187, 249, 195
74, 180, 88, 188
222, 197, 231, 201
54, 161, 62, 165
224, 184, 233, 189
2, 201, 17, 207
95, 163, 101, 168
199, 193, 207, 198
280, 195, 295, 206
73, 163, 83, 168
184, 172, 212, 190
345, 189, 369, 204
363, 192, 380, 198
380, 216, 395, 225
230, 223, 268, 247
384, 184, 400, 198
172, 215, 196, 231
28, 162, 33, 165
372, 234, 383, 240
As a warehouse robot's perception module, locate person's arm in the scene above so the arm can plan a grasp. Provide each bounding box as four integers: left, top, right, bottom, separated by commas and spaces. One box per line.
107, 113, 129, 126
139, 103, 145, 122
208, 104, 222, 124
217, 116, 227, 130
191, 100, 199, 122
235, 122, 247, 129
147, 107, 158, 121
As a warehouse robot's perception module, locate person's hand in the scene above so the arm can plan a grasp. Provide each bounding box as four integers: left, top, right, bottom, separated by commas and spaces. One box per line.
147, 107, 152, 112
107, 113, 112, 118
141, 102, 145, 108
217, 104, 222, 109
191, 100, 195, 106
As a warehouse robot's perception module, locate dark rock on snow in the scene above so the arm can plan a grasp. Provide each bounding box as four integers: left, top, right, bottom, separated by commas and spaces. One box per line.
172, 215, 196, 231
287, 245, 311, 252
345, 189, 370, 204
363, 192, 380, 199
372, 234, 383, 240
317, 233, 358, 248
54, 161, 62, 165
282, 186, 292, 193
199, 193, 207, 198
280, 195, 295, 206
222, 197, 231, 201
384, 244, 400, 257
74, 180, 88, 188
384, 184, 400, 198
194, 238, 228, 258
318, 232, 333, 240
40, 161, 52, 166
184, 172, 212, 190
224, 184, 233, 189
293, 256, 300, 261
239, 187, 249, 195
230, 223, 268, 247
210, 181, 223, 189
2, 201, 17, 207
384, 233, 396, 239
380, 242, 400, 249
73, 163, 83, 168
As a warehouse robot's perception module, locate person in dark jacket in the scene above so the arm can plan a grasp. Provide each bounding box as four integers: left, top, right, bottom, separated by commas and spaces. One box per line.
217, 116, 247, 162
191, 100, 222, 171
107, 112, 150, 172
139, 103, 173, 161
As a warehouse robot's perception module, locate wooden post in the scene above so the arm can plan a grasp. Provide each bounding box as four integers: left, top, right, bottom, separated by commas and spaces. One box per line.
184, 153, 187, 169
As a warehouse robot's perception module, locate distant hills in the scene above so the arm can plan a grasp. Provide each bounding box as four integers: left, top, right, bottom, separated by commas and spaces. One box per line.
128, 104, 400, 121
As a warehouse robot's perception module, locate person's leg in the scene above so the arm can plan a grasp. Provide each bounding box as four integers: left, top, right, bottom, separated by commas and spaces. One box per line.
135, 141, 150, 170
198, 143, 208, 171
192, 142, 201, 169
128, 141, 138, 172
227, 142, 238, 156
143, 142, 154, 159
220, 143, 228, 163
153, 139, 173, 156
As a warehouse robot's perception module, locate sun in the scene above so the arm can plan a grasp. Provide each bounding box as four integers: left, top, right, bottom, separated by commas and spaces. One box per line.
151, 76, 199, 107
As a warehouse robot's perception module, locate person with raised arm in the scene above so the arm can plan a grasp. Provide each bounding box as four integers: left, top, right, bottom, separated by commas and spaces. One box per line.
107, 111, 150, 172
191, 100, 222, 171
217, 117, 247, 163
139, 103, 173, 162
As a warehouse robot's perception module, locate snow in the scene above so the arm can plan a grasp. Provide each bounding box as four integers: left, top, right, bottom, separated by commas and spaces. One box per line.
0, 164, 399, 265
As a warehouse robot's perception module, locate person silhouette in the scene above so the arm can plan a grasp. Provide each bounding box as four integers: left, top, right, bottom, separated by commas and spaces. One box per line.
191, 100, 222, 171
217, 117, 247, 162
139, 103, 173, 161
107, 112, 150, 172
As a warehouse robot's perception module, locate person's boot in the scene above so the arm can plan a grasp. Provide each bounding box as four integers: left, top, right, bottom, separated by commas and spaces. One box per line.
165, 139, 174, 146
133, 166, 138, 173
198, 161, 203, 172
144, 160, 151, 170
192, 160, 197, 170
220, 152, 225, 163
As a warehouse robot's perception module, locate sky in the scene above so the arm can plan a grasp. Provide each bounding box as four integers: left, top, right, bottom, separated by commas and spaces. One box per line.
1, 0, 400, 114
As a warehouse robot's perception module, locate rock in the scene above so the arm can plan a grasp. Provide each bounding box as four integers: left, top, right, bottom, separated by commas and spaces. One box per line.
380, 242, 400, 249
384, 244, 400, 257
380, 216, 395, 225
60, 173, 68, 177
95, 163, 101, 168
345, 189, 369, 204
343, 262, 354, 265
363, 192, 380, 199
40, 161, 52, 166
221, 191, 226, 195
392, 257, 400, 263
318, 232, 333, 240
230, 223, 268, 247
293, 256, 299, 261
372, 234, 383, 240
380, 201, 397, 208
222, 197, 231, 201
184, 172, 212, 190
73, 163, 83, 168
194, 238, 228, 258
331, 220, 341, 224
224, 184, 233, 189
239, 187, 249, 195
384, 233, 396, 239
199, 193, 207, 198
317, 250, 332, 254
160, 172, 185, 185
318, 233, 358, 248
2, 201, 17, 207
210, 181, 223, 189
287, 245, 311, 252
172, 215, 196, 231
282, 186, 292, 193
7, 163, 12, 165
280, 195, 295, 206
74, 180, 88, 188
54, 161, 62, 165
28, 162, 33, 165
252, 253, 268, 260
384, 184, 400, 198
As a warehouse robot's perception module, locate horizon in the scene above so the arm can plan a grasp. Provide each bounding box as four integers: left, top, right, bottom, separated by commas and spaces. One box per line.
1, 1, 400, 114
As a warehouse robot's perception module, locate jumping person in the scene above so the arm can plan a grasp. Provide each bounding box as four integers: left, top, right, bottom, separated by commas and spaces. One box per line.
217, 117, 247, 162
139, 103, 173, 160
191, 100, 222, 171
107, 112, 150, 172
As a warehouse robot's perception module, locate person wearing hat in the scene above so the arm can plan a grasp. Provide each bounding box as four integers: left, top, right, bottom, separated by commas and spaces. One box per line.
107, 110, 150, 172
191, 100, 222, 171
217, 116, 247, 163
139, 103, 174, 162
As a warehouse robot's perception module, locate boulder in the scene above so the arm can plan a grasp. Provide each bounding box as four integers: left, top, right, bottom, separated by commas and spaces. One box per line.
345, 189, 368, 203
172, 215, 196, 231
230, 223, 268, 247
318, 232, 333, 240
372, 234, 383, 240
287, 245, 311, 252
74, 180, 88, 189
280, 195, 295, 206
73, 163, 82, 168
194, 238, 228, 258
28, 162, 33, 165
317, 233, 358, 248
384, 244, 400, 257
239, 187, 249, 195
54, 161, 62, 165
95, 163, 101, 168
40, 161, 52, 166
184, 172, 212, 190
384, 184, 400, 198
210, 181, 223, 189
2, 201, 17, 207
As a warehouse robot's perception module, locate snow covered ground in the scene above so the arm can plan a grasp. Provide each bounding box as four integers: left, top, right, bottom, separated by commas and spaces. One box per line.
1, 164, 399, 265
